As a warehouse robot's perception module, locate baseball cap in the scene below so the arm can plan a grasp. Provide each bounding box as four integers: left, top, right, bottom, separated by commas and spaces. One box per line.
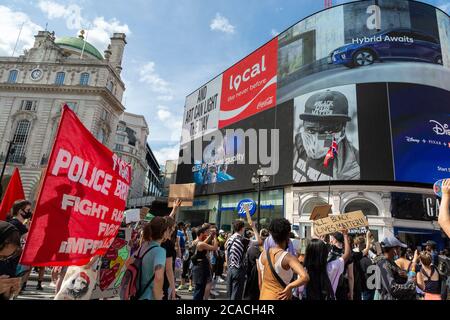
300, 90, 351, 122
422, 240, 437, 247
219, 229, 225, 235
381, 236, 407, 248
0, 221, 19, 245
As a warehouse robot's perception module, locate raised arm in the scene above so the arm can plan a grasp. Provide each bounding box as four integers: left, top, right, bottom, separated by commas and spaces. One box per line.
169, 199, 182, 219
362, 230, 372, 256
438, 179, 450, 238
342, 230, 351, 263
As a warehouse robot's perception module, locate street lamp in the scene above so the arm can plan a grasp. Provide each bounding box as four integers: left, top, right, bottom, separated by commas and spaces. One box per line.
251, 166, 270, 231
0, 141, 15, 198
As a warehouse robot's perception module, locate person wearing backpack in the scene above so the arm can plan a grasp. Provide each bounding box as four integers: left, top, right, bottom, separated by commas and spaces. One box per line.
258, 218, 309, 300
123, 216, 172, 300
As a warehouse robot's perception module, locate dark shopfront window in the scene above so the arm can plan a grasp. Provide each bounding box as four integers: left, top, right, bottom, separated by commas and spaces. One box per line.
395, 227, 448, 252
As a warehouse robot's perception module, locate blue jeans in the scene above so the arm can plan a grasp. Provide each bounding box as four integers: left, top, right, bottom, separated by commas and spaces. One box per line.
226, 266, 246, 300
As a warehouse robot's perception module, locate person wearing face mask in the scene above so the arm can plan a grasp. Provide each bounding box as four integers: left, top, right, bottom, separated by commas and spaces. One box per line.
377, 236, 417, 300
293, 90, 360, 183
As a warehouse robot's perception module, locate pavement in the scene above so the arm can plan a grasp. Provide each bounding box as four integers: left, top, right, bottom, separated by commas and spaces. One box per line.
14, 269, 228, 301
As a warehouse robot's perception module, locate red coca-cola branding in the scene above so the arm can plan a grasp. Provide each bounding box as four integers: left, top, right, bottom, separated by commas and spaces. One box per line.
219, 38, 278, 128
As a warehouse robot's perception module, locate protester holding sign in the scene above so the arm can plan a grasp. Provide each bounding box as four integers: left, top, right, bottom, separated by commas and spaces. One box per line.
258, 218, 309, 300
438, 179, 450, 238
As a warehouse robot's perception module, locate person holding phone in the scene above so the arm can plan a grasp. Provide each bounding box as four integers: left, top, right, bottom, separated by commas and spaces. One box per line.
438, 179, 450, 238
191, 226, 218, 300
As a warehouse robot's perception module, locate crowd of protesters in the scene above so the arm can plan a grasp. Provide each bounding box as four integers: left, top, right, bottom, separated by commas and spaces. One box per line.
1, 179, 450, 300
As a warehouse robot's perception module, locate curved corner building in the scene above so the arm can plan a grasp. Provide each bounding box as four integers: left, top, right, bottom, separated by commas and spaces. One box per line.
176, 0, 450, 250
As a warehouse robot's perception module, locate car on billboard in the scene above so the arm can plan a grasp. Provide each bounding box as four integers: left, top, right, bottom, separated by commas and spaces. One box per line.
328, 28, 442, 68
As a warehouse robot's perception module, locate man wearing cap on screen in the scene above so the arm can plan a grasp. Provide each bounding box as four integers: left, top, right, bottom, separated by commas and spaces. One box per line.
294, 89, 360, 182
376, 236, 416, 300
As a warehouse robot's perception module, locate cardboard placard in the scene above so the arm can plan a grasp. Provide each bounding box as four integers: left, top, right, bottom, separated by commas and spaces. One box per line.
313, 210, 368, 237
139, 207, 150, 220
243, 204, 253, 226
309, 204, 332, 221
125, 209, 140, 224
168, 183, 195, 207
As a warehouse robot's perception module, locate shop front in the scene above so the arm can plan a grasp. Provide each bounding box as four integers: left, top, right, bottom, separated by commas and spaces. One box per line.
177, 195, 219, 227
218, 189, 284, 232
391, 192, 449, 251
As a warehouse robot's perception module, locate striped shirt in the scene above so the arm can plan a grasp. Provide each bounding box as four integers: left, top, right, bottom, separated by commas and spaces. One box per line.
226, 233, 249, 269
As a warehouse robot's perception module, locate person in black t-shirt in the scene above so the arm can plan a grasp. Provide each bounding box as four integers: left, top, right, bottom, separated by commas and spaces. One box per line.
161, 217, 178, 300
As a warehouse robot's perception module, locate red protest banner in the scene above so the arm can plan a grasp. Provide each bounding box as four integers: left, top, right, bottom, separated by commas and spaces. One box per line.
0, 168, 25, 221
20, 106, 131, 266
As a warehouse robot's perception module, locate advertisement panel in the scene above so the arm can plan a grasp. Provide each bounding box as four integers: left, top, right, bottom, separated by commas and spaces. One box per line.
293, 84, 360, 183
389, 83, 450, 184
181, 76, 222, 144
277, 0, 449, 103
219, 38, 278, 128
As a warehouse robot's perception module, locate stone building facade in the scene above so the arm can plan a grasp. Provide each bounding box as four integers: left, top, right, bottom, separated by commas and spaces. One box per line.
0, 30, 127, 199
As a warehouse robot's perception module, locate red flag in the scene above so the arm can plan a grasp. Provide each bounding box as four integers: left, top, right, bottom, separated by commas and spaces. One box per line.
20, 106, 131, 267
324, 139, 338, 168
0, 168, 25, 221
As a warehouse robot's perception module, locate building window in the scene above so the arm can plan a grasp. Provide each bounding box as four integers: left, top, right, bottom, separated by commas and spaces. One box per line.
11, 120, 31, 162
21, 100, 37, 111
7, 70, 18, 84
115, 144, 124, 151
116, 135, 126, 143
301, 197, 328, 215
100, 109, 108, 121
344, 199, 379, 216
80, 73, 90, 86
107, 81, 114, 92
97, 128, 107, 144
55, 72, 65, 85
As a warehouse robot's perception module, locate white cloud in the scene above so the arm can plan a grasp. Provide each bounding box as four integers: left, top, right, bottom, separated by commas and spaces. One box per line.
37, 1, 130, 52
86, 17, 131, 51
210, 13, 235, 34
157, 95, 174, 101
153, 145, 180, 165
271, 29, 279, 37
139, 61, 171, 93
439, 2, 450, 13
157, 106, 171, 121
0, 6, 42, 56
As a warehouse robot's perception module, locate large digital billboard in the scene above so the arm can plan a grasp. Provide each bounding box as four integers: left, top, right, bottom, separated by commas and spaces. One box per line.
177, 0, 450, 195
389, 83, 450, 184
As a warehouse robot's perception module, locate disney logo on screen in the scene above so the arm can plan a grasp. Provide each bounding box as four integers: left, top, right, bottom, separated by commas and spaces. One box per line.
430, 120, 450, 136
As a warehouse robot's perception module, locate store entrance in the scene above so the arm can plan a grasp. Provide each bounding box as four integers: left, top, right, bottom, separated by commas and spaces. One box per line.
395, 227, 446, 251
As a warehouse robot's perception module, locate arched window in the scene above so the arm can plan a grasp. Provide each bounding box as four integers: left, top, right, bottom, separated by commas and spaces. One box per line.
11, 120, 31, 163
97, 128, 107, 144
344, 199, 379, 216
80, 73, 90, 86
55, 72, 65, 85
7, 70, 18, 84
301, 197, 328, 215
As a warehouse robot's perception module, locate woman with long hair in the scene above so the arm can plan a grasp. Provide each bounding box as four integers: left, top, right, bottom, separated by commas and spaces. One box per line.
301, 230, 351, 300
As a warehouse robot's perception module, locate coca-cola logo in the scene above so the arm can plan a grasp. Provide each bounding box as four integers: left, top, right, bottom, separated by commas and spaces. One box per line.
430, 120, 450, 136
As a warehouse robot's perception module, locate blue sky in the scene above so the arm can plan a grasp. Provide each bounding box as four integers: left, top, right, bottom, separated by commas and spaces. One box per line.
0, 0, 449, 164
